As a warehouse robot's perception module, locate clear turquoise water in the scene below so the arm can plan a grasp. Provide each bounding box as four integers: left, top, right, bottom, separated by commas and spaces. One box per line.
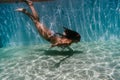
1, 0, 120, 47
0, 0, 120, 80
0, 40, 120, 80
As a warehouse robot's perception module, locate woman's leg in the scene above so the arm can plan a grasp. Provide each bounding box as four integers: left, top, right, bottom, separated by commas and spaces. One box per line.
24, 0, 39, 21
15, 8, 34, 20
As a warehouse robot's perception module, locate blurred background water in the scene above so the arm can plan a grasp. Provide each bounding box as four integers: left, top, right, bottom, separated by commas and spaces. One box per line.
0, 0, 120, 47
0, 0, 120, 80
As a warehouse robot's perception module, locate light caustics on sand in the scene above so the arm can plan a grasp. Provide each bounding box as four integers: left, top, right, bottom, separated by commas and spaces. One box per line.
0, 41, 120, 80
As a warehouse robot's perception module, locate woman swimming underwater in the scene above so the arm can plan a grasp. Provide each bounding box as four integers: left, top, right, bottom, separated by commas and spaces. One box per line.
16, 0, 81, 49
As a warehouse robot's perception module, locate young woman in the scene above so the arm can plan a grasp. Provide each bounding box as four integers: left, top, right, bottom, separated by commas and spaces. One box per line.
16, 0, 81, 49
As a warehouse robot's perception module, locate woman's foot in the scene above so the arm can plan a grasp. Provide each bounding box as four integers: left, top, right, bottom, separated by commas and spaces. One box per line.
15, 8, 26, 12
23, 0, 33, 6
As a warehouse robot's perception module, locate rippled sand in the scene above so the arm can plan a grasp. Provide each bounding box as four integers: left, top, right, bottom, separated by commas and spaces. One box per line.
0, 40, 120, 80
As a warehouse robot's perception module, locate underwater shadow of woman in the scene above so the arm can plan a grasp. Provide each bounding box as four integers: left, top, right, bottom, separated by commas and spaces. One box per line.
44, 50, 83, 68
44, 49, 83, 56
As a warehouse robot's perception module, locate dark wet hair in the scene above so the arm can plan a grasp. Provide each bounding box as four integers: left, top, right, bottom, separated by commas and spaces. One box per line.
63, 27, 81, 41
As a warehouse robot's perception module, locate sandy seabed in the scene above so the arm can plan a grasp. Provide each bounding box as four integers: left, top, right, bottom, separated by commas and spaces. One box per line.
0, 40, 120, 80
